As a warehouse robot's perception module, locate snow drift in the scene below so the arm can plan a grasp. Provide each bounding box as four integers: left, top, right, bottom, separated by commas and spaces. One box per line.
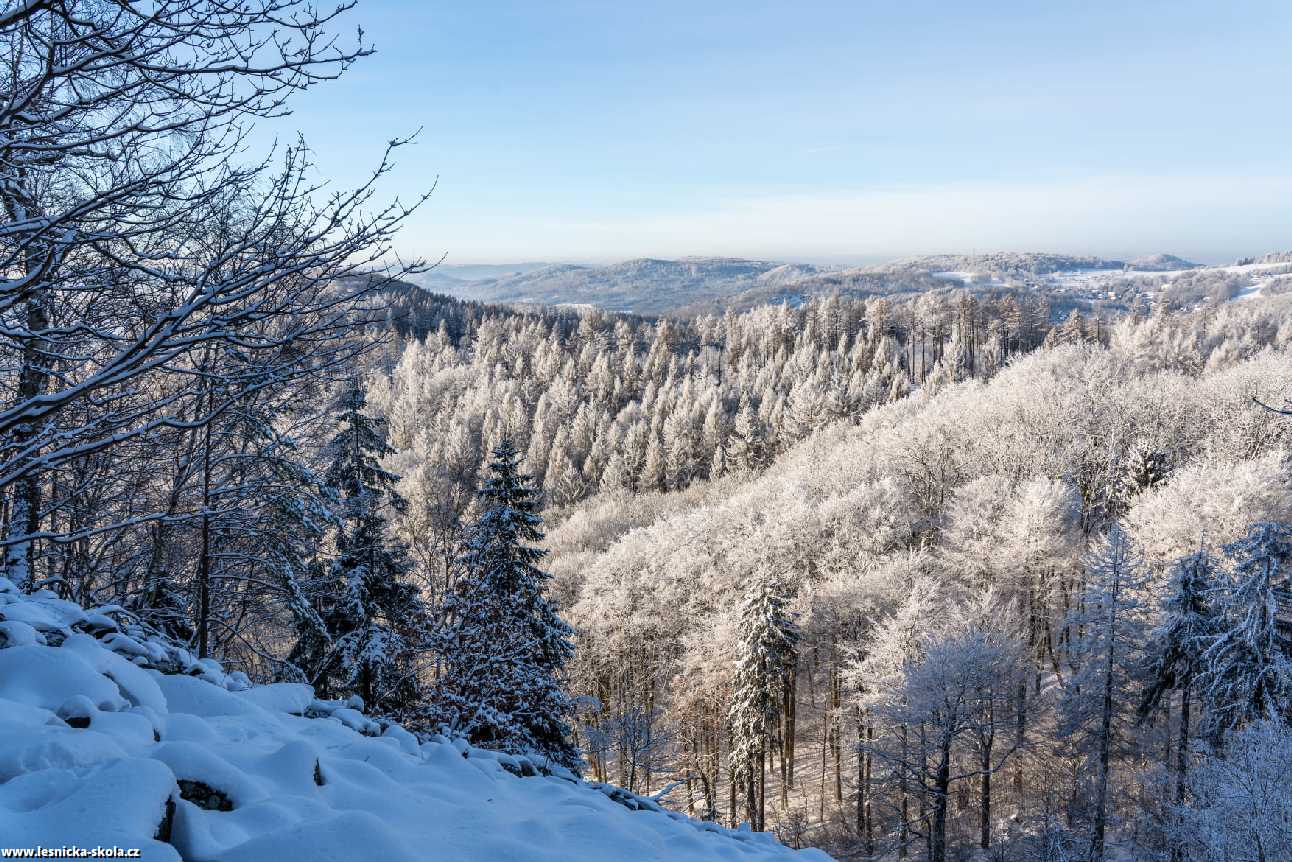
0, 578, 829, 861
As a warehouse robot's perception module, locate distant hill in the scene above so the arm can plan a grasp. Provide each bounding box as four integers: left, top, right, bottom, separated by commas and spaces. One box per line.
1126, 253, 1201, 271
404, 251, 1286, 317
413, 257, 828, 315
871, 251, 1124, 276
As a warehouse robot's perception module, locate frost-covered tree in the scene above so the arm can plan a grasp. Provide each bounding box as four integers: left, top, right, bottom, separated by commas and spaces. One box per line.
726, 398, 769, 475
1174, 721, 1292, 862
429, 440, 579, 770
1200, 522, 1292, 742
859, 588, 1024, 862
1111, 442, 1170, 518
729, 578, 799, 831
1059, 524, 1146, 862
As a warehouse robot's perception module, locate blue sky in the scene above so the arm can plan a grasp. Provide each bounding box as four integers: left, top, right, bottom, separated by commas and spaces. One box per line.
264, 1, 1292, 264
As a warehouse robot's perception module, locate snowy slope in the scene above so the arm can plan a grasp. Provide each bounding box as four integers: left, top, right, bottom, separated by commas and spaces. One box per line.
0, 578, 830, 862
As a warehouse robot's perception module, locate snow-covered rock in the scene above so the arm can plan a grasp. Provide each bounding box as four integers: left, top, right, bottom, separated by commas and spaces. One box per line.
0, 579, 830, 861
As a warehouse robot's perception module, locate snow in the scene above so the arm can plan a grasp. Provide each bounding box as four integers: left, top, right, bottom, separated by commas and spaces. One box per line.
930, 270, 1006, 286
0, 578, 830, 861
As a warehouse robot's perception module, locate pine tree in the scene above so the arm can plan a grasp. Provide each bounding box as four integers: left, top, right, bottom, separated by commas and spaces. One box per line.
429, 440, 579, 770
291, 382, 429, 715
729, 578, 799, 831
1200, 522, 1292, 743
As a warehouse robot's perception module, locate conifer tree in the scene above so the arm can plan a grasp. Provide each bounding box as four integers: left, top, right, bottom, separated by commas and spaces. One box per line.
291, 382, 429, 715
1112, 442, 1170, 517
727, 398, 768, 474
1200, 522, 1292, 742
729, 578, 799, 831
639, 431, 667, 492
429, 440, 579, 769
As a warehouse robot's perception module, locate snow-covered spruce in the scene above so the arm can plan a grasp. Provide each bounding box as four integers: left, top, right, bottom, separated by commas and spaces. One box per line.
0, 579, 830, 861
286, 382, 432, 717
729, 578, 799, 832
427, 440, 580, 769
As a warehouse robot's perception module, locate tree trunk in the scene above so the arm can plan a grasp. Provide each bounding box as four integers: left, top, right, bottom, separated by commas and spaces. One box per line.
1, 171, 50, 590
1175, 679, 1190, 805
980, 730, 993, 850
832, 662, 842, 805
757, 744, 766, 831
899, 724, 909, 859
1163, 694, 1173, 771
865, 722, 874, 857
1013, 681, 1026, 798
729, 726, 738, 828
980, 693, 995, 850
1090, 582, 1120, 862
784, 661, 797, 790
196, 385, 214, 658
3, 290, 49, 587
855, 708, 865, 836
818, 718, 826, 822
920, 726, 932, 861
779, 719, 788, 809
1171, 680, 1192, 862
931, 732, 952, 862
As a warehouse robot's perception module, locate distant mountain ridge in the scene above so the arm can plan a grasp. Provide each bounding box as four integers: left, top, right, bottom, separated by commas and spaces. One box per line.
414, 257, 828, 315
409, 250, 1239, 316
871, 252, 1124, 276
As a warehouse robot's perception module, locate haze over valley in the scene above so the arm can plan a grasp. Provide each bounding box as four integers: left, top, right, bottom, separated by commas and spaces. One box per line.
416, 249, 1292, 317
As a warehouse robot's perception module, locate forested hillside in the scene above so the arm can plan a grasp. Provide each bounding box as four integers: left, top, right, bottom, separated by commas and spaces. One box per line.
538, 295, 1292, 859
367, 284, 1070, 605
368, 280, 1292, 859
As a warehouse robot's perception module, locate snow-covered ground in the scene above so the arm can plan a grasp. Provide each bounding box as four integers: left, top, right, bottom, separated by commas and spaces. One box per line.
0, 578, 830, 862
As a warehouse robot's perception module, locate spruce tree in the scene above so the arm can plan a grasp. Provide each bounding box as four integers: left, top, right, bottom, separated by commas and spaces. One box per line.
291, 382, 429, 715
1200, 522, 1292, 742
429, 440, 579, 770
729, 578, 799, 831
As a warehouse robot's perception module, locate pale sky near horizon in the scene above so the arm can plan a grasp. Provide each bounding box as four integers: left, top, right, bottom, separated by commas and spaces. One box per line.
262, 1, 1292, 266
